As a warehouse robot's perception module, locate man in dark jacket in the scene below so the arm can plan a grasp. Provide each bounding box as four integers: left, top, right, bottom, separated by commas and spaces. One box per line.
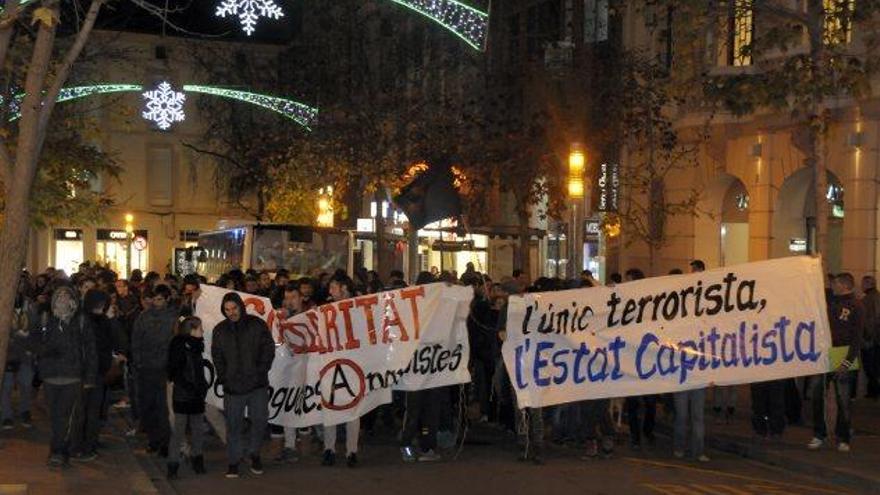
132, 284, 177, 456
211, 292, 275, 479
808, 272, 864, 452
1, 278, 39, 430
70, 289, 115, 461
860, 276, 880, 399
38, 285, 97, 468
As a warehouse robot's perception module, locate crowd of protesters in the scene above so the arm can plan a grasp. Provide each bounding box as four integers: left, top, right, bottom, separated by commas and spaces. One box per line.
0, 258, 875, 479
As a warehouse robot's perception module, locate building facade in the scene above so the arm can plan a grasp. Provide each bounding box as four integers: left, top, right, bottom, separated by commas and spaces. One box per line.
26, 31, 277, 277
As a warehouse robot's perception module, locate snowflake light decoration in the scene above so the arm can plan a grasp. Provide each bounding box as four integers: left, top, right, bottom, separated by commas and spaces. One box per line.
142, 81, 186, 130
215, 0, 285, 36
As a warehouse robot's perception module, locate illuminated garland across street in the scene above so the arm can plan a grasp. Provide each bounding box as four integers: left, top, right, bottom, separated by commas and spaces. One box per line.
6, 84, 141, 120
388, 0, 489, 51
184, 85, 319, 128
6, 84, 318, 129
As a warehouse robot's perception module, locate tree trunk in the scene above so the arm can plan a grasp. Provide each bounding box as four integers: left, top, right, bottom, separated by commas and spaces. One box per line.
810, 120, 830, 266
0, 178, 33, 387
806, 0, 829, 268
374, 190, 388, 280
0, 0, 104, 383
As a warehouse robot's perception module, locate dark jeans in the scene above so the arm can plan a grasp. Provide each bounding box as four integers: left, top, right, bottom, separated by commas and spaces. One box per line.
750, 380, 786, 436
625, 395, 656, 445
127, 362, 139, 422
401, 389, 441, 451
863, 346, 880, 398
581, 400, 615, 441
811, 373, 852, 443
72, 384, 104, 454
515, 407, 544, 457
224, 387, 269, 463
44, 382, 80, 458
471, 358, 495, 417
137, 369, 170, 449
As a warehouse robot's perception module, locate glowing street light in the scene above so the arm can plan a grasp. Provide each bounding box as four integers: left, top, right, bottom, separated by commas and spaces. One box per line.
317, 187, 334, 227
568, 144, 585, 200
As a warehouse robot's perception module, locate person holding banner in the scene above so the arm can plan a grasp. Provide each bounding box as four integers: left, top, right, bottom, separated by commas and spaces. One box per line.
808, 273, 864, 452
322, 274, 362, 468
498, 279, 545, 465
673, 261, 709, 462
275, 283, 305, 465
211, 292, 276, 479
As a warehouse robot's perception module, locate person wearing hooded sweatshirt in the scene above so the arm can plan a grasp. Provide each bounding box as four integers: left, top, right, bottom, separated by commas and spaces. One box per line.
132, 284, 178, 456
70, 289, 115, 461
211, 291, 275, 479
38, 285, 97, 468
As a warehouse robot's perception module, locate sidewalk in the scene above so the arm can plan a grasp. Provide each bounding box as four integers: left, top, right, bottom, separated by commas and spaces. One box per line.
666, 385, 880, 494
0, 393, 160, 495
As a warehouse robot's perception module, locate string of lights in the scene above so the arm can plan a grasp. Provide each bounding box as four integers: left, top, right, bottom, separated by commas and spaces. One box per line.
388, 0, 489, 51
183, 85, 319, 129
7, 84, 142, 121
6, 84, 317, 130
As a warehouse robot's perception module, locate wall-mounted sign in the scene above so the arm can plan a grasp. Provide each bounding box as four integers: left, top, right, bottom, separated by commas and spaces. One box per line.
597, 162, 620, 212
789, 238, 807, 253
132, 236, 148, 251
585, 220, 600, 237
97, 229, 148, 241
54, 229, 83, 241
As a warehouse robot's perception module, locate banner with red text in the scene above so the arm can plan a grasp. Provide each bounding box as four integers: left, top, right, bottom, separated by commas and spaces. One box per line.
196, 283, 472, 427
502, 256, 831, 408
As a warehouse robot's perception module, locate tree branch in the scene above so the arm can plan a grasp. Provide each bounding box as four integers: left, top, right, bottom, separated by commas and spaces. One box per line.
36, 0, 104, 149
181, 141, 245, 170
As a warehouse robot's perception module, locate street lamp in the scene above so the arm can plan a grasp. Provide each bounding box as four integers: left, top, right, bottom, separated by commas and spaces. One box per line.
567, 144, 586, 278
316, 187, 334, 227
124, 213, 134, 279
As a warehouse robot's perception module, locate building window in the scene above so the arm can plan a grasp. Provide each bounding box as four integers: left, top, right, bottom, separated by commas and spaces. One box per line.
824, 0, 855, 46
584, 0, 609, 43
147, 145, 174, 206
727, 0, 753, 66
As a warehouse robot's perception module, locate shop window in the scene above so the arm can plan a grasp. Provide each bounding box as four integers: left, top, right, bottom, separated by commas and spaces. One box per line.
96, 229, 149, 278
53, 229, 83, 276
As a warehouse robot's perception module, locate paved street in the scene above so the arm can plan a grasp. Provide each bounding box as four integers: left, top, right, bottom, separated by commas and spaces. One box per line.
158, 433, 848, 495
3, 389, 878, 495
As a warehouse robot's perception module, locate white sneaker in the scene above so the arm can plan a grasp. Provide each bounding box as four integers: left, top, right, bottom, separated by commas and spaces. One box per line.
673, 450, 685, 459
807, 437, 824, 450
837, 442, 851, 452
697, 454, 711, 462
419, 449, 440, 462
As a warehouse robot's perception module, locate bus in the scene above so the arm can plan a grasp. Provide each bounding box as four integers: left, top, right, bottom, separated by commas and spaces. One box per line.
196, 224, 352, 282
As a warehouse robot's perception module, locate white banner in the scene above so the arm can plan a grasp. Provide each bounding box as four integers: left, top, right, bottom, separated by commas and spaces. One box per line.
502, 256, 831, 408
196, 283, 472, 427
